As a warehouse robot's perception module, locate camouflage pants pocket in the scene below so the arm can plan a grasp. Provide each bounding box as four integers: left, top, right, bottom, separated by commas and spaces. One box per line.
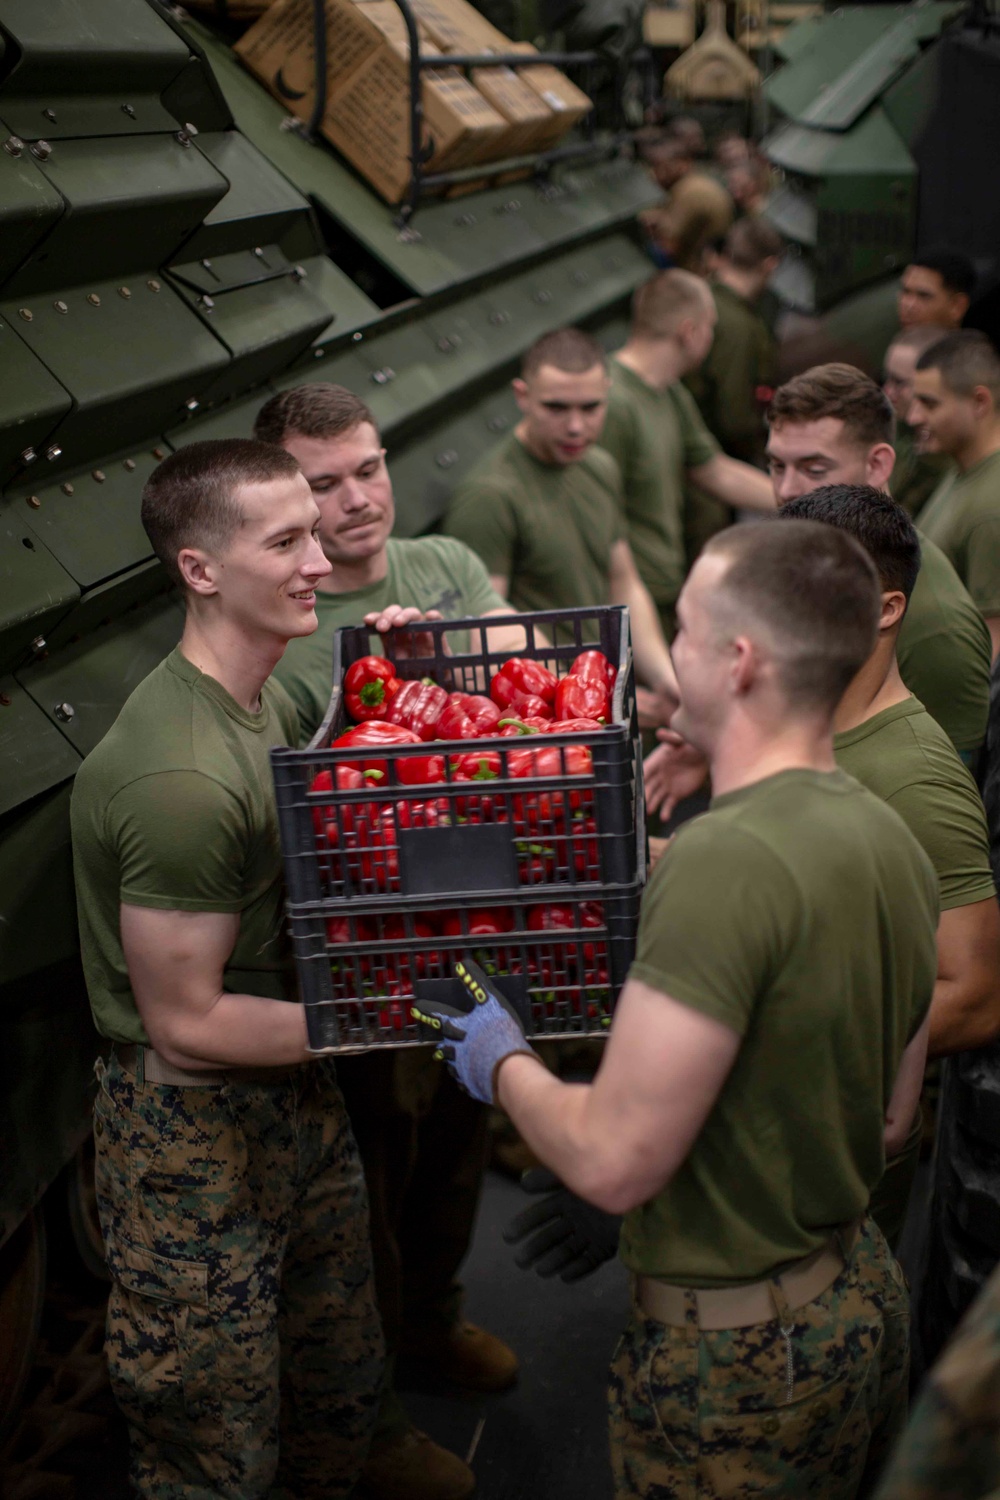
609, 1312, 700, 1499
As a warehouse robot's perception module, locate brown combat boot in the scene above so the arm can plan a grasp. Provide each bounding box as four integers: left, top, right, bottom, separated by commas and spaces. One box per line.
401, 1320, 519, 1393
360, 1427, 476, 1500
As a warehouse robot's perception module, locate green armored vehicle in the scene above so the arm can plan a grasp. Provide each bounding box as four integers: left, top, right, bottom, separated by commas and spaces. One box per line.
0, 0, 659, 1423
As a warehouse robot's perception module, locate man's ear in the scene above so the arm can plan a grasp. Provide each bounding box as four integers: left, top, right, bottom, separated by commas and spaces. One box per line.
512, 377, 529, 414
867, 443, 896, 490
880, 589, 907, 633
177, 547, 221, 597
730, 634, 758, 694
971, 384, 994, 422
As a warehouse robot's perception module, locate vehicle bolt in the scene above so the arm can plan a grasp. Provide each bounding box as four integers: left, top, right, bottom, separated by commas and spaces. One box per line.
184, 122, 199, 136
26, 494, 41, 509
87, 293, 101, 306
18, 308, 32, 321
0, 693, 10, 706
30, 140, 52, 161
46, 445, 62, 461
54, 702, 75, 722
153, 448, 166, 460
314, 347, 325, 359
31, 635, 46, 654
21, 447, 37, 464
3, 135, 24, 156
436, 450, 458, 469
123, 458, 136, 471
176, 130, 192, 147
118, 285, 131, 299
252, 247, 265, 258
200, 295, 214, 310
352, 331, 363, 342
201, 258, 213, 270
122, 104, 136, 118
43, 108, 57, 123
533, 290, 551, 305
292, 264, 307, 281
92, 469, 106, 483
185, 397, 200, 412
54, 299, 68, 313
61, 482, 74, 495
147, 279, 160, 292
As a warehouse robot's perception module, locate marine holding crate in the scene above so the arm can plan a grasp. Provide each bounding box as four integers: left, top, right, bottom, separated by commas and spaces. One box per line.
413, 521, 941, 1500
69, 441, 383, 1500
255, 382, 530, 1500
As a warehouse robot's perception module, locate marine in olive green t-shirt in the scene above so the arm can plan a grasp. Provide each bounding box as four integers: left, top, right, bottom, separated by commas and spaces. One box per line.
599, 359, 719, 633
685, 281, 776, 467
834, 696, 995, 1243
898, 533, 991, 756
70, 647, 300, 1045
620, 768, 938, 1286
274, 534, 506, 743
442, 432, 623, 621
920, 448, 1000, 616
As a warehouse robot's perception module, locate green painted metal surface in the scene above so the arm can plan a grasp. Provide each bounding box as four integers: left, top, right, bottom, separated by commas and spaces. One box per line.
765, 3, 962, 130
0, 149, 64, 286
0, 511, 78, 677
0, 315, 72, 485
14, 450, 159, 591
0, 677, 80, 819
767, 106, 915, 177
179, 130, 320, 261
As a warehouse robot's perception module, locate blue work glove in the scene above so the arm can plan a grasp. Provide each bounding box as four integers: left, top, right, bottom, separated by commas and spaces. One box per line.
410, 958, 538, 1104
504, 1167, 622, 1282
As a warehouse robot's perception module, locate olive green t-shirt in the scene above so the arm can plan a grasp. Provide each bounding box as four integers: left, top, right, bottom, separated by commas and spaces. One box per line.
599, 360, 719, 620
620, 768, 938, 1286
70, 648, 300, 1044
685, 281, 777, 467
897, 533, 991, 755
920, 448, 1000, 616
274, 534, 506, 743
442, 432, 624, 621
892, 425, 952, 520
834, 697, 994, 912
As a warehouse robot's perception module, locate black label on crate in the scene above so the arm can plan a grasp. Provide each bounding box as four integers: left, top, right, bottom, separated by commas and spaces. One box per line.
414, 973, 531, 1032
397, 822, 518, 897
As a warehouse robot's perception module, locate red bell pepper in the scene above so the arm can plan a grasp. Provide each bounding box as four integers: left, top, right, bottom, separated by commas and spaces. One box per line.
570, 650, 617, 691
386, 680, 449, 742
490, 658, 558, 715
310, 765, 384, 844
332, 722, 444, 786
554, 674, 609, 724
435, 692, 501, 741
344, 656, 400, 721
498, 714, 553, 736
545, 717, 604, 734
528, 900, 605, 973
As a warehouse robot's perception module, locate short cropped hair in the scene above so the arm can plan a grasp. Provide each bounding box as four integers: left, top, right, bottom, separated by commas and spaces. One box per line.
723, 216, 783, 271
909, 247, 977, 299
521, 328, 607, 379
631, 269, 712, 339
886, 324, 951, 359
254, 383, 378, 446
780, 485, 920, 603
768, 363, 895, 448
702, 520, 881, 711
141, 439, 301, 589
916, 329, 1000, 403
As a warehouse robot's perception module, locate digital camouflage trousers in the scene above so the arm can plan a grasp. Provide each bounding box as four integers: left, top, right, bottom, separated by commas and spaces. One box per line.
93, 1053, 384, 1500
608, 1218, 910, 1499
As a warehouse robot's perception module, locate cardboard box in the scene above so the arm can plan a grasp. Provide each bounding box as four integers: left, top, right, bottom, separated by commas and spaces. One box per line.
235, 0, 508, 203
507, 40, 592, 149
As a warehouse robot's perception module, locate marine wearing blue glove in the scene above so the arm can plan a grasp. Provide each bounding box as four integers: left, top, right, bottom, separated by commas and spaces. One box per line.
410, 959, 538, 1105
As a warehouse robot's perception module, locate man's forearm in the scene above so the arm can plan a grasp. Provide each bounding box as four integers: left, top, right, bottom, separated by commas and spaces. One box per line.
495, 1054, 631, 1212
693, 456, 775, 514
621, 583, 678, 698
144, 991, 311, 1070
928, 975, 1000, 1056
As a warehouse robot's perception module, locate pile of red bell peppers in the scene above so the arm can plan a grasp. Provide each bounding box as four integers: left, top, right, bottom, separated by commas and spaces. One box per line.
310, 650, 621, 1030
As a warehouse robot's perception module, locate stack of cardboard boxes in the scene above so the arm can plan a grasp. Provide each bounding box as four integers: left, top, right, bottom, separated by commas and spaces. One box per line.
235, 0, 591, 203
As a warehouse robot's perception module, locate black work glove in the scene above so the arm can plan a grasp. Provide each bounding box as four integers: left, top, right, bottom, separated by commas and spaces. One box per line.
503, 1167, 622, 1282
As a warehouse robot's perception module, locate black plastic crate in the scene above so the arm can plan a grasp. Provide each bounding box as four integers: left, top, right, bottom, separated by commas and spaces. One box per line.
270, 605, 647, 1052
286, 884, 643, 1051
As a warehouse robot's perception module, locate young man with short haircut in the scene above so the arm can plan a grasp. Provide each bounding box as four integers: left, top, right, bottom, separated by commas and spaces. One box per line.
897, 248, 975, 332
443, 327, 678, 717
910, 330, 1000, 659
416, 521, 939, 1499
598, 270, 776, 633
71, 439, 383, 1498
883, 324, 953, 518
767, 363, 991, 760
254, 383, 523, 1500
780, 486, 1000, 1239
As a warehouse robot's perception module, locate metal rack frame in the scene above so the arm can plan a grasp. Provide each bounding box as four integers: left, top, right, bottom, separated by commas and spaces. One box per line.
306, 0, 654, 221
